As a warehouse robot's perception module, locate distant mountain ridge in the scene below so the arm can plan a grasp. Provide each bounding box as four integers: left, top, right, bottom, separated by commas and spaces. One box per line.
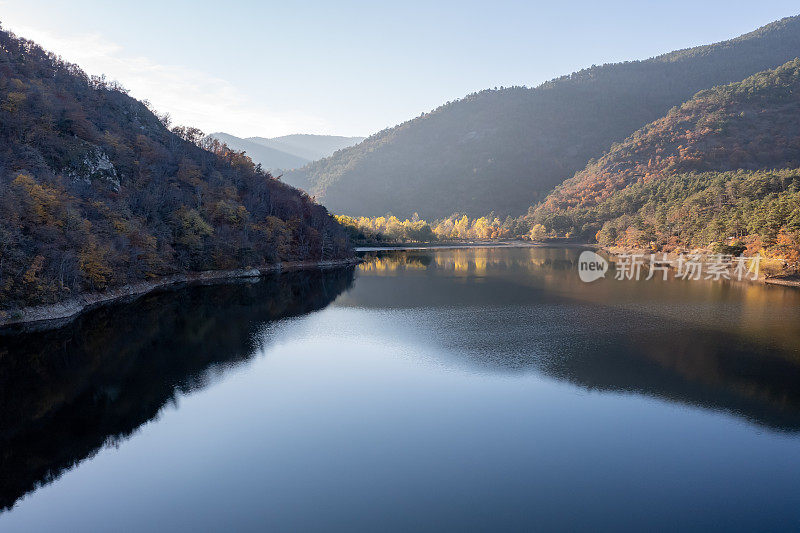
207, 132, 364, 171
283, 15, 800, 219
249, 134, 365, 162
206, 132, 309, 170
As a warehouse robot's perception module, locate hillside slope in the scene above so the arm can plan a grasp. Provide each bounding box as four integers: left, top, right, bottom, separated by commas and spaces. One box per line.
0, 28, 351, 312
540, 59, 800, 213
529, 60, 800, 260
284, 15, 800, 219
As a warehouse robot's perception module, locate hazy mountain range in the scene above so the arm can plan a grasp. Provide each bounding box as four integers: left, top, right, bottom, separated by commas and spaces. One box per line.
283, 15, 800, 219
207, 132, 364, 171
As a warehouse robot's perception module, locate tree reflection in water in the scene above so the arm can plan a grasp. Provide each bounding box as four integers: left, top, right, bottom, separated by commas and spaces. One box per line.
348, 248, 800, 432
0, 267, 355, 511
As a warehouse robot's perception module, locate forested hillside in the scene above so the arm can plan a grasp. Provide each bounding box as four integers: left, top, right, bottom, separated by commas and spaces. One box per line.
0, 27, 351, 312
285, 15, 800, 219
540, 59, 800, 213
528, 60, 800, 265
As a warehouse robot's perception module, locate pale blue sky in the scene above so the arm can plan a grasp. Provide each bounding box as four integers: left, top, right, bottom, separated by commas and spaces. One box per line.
1, 1, 798, 137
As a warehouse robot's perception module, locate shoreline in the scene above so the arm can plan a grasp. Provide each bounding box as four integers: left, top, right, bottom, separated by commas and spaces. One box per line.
0, 257, 362, 331
354, 240, 578, 252
355, 241, 800, 288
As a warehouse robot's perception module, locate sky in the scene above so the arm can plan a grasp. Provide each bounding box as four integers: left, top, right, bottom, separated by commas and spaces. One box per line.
1, 1, 798, 138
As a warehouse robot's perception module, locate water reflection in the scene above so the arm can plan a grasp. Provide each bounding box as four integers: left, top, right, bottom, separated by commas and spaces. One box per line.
348, 248, 800, 432
0, 268, 355, 511
2, 247, 800, 530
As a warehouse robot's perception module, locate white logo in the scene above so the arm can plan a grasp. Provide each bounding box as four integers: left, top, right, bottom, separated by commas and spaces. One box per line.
578, 251, 608, 282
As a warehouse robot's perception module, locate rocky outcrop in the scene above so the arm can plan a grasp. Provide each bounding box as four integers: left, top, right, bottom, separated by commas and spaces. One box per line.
68, 147, 120, 190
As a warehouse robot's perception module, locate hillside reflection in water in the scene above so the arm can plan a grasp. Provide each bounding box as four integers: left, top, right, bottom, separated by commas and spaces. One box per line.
1, 247, 799, 532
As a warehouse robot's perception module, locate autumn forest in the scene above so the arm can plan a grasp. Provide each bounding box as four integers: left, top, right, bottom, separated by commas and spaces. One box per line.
0, 28, 350, 313
2, 15, 800, 316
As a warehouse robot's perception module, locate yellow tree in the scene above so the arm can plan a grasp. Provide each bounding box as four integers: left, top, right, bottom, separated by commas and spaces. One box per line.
454, 215, 470, 239
529, 224, 548, 241
79, 242, 112, 290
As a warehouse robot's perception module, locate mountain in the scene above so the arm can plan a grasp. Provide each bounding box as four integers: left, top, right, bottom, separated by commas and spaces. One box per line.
283, 15, 800, 219
248, 134, 365, 162
0, 27, 351, 313
206, 132, 309, 170
207, 133, 364, 171
540, 59, 800, 213
529, 59, 800, 258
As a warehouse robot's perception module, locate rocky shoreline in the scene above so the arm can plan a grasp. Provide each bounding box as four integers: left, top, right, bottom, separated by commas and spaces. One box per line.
763, 274, 800, 287
0, 258, 362, 331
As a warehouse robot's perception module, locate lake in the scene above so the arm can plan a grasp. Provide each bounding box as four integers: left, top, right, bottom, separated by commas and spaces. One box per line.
1, 246, 799, 531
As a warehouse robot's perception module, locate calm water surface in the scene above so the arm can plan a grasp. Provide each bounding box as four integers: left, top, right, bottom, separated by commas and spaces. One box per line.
1, 246, 800, 531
